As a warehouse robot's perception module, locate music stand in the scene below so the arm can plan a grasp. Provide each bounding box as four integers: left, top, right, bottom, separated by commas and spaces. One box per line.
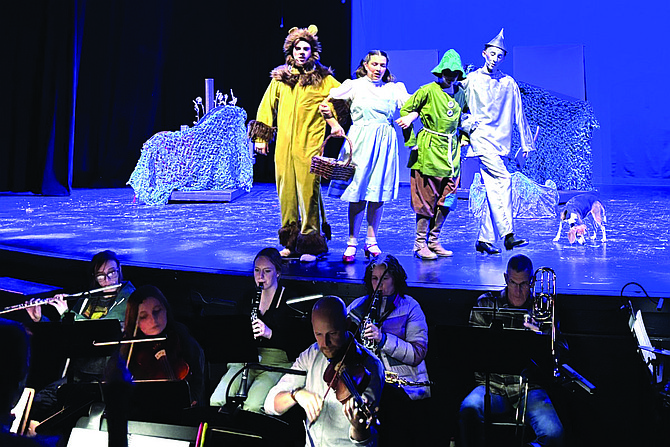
191, 315, 258, 364
27, 319, 122, 394
470, 307, 532, 331
179, 405, 299, 447
30, 319, 122, 359
189, 315, 258, 412
41, 376, 194, 436
443, 324, 553, 446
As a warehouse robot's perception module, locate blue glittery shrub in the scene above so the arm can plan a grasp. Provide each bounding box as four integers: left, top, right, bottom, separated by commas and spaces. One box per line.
469, 172, 559, 221
507, 82, 600, 191
128, 105, 253, 205
469, 81, 598, 220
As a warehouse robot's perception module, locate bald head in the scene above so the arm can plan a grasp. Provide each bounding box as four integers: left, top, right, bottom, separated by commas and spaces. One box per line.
312, 296, 347, 329
311, 296, 349, 359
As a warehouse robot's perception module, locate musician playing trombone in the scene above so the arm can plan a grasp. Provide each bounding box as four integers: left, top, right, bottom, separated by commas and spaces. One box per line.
459, 254, 564, 447
346, 253, 431, 446
25, 250, 134, 325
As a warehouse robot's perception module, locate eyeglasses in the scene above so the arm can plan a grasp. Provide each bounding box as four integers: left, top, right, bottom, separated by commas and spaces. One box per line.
506, 279, 531, 289
95, 268, 119, 283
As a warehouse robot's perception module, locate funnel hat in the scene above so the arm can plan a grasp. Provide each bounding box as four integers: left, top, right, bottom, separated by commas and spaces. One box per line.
485, 28, 507, 54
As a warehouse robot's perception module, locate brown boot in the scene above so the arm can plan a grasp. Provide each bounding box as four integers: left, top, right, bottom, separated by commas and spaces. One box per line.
427, 207, 453, 257
414, 215, 437, 260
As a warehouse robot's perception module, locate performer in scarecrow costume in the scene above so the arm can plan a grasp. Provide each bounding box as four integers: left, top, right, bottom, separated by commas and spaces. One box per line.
461, 29, 536, 255
248, 25, 342, 259
397, 49, 467, 260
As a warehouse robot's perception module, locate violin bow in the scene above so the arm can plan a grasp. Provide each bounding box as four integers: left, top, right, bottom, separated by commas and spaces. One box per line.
125, 312, 141, 371
321, 265, 389, 420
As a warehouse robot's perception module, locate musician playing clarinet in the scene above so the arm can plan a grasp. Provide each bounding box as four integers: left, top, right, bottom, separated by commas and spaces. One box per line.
25, 250, 134, 325
210, 248, 298, 413
347, 253, 431, 446
265, 296, 384, 447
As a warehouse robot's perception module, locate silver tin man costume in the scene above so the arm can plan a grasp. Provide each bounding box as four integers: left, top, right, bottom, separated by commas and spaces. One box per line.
461, 29, 536, 254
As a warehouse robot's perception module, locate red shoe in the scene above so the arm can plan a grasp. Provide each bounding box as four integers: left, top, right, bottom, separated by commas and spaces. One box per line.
364, 243, 382, 258
342, 245, 357, 263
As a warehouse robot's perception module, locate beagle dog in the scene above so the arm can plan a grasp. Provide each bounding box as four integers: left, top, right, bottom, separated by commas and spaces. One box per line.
553, 193, 606, 244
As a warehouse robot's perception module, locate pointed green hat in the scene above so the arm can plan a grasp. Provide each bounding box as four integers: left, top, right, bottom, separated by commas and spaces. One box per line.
431, 49, 465, 80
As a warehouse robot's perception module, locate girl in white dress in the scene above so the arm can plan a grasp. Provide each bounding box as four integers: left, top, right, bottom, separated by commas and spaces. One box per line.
320, 50, 409, 263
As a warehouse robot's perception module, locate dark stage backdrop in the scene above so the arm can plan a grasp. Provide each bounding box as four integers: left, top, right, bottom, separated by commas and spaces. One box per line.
1, 0, 351, 192
1, 0, 82, 195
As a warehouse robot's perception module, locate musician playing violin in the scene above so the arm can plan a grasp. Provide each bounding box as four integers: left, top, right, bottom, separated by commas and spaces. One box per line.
265, 296, 383, 447
121, 285, 205, 406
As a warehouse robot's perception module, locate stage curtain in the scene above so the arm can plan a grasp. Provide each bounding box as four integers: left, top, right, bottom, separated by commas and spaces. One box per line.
0, 0, 82, 195
1, 1, 350, 191
72, 0, 351, 188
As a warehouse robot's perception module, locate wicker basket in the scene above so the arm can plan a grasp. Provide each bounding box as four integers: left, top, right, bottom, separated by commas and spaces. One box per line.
310, 135, 356, 181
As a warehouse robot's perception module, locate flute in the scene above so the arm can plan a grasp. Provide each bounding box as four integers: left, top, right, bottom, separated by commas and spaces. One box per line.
0, 283, 123, 315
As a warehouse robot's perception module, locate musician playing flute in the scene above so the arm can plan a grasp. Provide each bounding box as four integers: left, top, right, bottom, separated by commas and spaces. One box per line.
27, 250, 135, 431
346, 253, 431, 446
209, 248, 298, 413
26, 250, 134, 324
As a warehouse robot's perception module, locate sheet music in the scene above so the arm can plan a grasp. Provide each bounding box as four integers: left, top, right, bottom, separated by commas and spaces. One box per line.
68, 427, 191, 447
631, 310, 662, 383
10, 387, 34, 434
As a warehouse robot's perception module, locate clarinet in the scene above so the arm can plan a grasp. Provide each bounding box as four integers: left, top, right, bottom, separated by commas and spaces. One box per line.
362, 289, 381, 350
237, 285, 262, 400
251, 284, 262, 323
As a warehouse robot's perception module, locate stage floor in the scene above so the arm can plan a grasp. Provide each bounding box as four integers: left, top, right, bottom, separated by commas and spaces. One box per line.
1, 183, 669, 297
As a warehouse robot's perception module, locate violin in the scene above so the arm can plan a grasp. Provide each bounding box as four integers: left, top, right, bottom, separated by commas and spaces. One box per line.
323, 340, 377, 426
128, 336, 190, 382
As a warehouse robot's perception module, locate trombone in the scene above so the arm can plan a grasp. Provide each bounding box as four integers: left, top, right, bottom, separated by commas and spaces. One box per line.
530, 267, 596, 395
530, 266, 557, 377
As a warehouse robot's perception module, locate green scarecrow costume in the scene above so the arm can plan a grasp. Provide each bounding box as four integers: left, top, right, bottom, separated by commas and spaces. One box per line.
400, 49, 467, 260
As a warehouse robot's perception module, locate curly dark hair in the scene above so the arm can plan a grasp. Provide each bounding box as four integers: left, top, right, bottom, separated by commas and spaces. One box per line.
363, 253, 407, 296
354, 50, 396, 83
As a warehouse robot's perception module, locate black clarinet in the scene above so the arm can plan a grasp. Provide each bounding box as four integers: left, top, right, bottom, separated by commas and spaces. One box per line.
250, 285, 262, 323
362, 289, 381, 350
237, 285, 262, 400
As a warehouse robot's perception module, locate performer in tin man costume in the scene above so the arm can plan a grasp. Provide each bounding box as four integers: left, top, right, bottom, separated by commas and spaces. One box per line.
461, 29, 536, 255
